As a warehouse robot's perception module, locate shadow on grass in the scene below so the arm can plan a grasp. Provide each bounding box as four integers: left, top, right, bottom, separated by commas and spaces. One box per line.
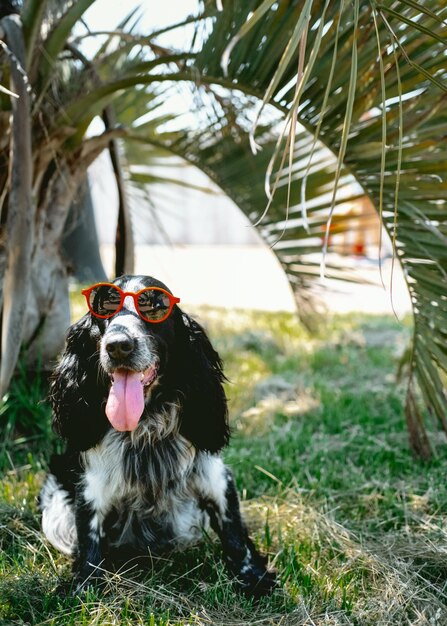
1, 312, 447, 625
0, 539, 294, 626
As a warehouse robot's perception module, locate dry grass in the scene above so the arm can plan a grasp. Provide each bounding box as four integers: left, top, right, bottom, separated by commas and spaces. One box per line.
1, 309, 446, 625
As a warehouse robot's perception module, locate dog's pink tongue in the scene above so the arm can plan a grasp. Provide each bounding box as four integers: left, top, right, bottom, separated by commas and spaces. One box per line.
105, 370, 144, 432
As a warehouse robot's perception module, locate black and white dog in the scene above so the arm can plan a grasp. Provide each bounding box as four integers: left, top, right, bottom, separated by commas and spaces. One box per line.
39, 274, 275, 596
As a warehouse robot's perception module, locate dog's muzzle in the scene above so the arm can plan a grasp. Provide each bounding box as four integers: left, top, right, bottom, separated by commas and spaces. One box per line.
101, 329, 159, 432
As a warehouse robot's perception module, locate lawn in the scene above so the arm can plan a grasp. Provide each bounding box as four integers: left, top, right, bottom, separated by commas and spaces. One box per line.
0, 307, 446, 625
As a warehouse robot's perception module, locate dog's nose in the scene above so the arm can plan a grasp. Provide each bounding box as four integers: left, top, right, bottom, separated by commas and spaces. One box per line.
105, 336, 135, 360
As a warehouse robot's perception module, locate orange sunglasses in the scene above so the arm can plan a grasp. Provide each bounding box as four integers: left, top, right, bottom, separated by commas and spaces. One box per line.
82, 283, 180, 324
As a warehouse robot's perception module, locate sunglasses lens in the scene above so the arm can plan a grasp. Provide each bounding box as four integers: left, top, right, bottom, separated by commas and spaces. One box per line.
88, 284, 122, 317
137, 289, 172, 321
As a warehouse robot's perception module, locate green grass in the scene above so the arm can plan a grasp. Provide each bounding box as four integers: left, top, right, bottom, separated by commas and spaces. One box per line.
1, 309, 447, 625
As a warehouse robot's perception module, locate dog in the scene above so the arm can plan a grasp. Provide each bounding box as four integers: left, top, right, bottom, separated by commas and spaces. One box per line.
39, 274, 276, 597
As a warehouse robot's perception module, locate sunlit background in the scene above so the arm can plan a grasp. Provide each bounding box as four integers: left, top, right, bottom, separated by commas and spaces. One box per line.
82, 1, 411, 316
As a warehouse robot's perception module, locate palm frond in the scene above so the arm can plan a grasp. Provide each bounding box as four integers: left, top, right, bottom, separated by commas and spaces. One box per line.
190, 0, 447, 454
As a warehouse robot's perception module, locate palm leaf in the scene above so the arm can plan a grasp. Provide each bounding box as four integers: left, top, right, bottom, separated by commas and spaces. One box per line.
21, 0, 48, 69
35, 0, 97, 94
189, 0, 447, 455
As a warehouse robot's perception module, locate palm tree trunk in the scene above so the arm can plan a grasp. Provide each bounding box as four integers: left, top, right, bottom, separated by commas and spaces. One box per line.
62, 177, 108, 283
22, 134, 118, 368
0, 14, 34, 395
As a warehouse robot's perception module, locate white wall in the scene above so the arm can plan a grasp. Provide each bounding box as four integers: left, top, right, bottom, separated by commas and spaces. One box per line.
89, 153, 261, 246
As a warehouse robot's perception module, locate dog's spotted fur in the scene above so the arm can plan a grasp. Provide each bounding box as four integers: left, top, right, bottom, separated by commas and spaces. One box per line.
39, 274, 275, 596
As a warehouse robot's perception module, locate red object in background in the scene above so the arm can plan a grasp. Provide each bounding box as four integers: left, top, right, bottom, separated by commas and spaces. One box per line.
353, 240, 366, 256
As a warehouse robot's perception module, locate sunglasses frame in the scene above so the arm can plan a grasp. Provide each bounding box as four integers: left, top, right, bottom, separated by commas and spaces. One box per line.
81, 282, 181, 324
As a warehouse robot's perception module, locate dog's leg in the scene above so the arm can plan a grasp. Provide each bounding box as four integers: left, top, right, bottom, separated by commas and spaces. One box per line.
73, 486, 106, 591
39, 474, 77, 556
199, 459, 276, 597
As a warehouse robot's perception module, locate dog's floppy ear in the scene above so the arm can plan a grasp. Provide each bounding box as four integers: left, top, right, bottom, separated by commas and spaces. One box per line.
174, 311, 230, 453
49, 315, 109, 451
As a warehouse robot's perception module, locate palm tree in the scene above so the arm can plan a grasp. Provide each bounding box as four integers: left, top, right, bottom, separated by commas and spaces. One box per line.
187, 0, 447, 458
0, 0, 445, 456
0, 0, 191, 390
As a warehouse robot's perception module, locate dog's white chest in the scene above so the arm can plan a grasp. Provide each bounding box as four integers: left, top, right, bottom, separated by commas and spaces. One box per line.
81, 428, 211, 547
82, 434, 131, 516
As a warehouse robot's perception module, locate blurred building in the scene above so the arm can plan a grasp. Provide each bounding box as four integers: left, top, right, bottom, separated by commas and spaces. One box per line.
87, 153, 408, 315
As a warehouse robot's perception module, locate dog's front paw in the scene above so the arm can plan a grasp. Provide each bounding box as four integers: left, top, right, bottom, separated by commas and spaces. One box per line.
236, 564, 277, 598
73, 564, 106, 595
